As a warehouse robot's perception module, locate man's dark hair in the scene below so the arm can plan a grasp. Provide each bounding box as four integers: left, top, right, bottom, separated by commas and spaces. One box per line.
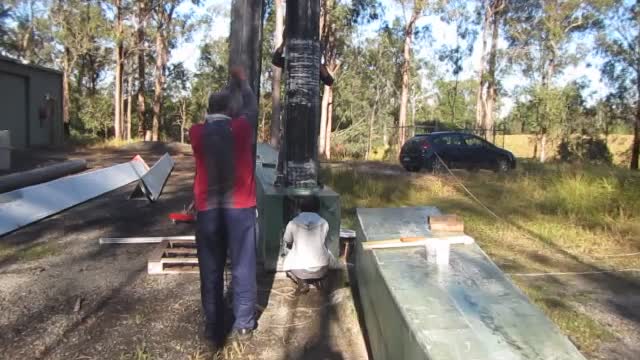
207, 91, 230, 114
298, 196, 319, 213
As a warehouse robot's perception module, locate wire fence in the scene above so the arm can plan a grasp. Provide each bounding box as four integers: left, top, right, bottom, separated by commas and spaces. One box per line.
393, 123, 509, 148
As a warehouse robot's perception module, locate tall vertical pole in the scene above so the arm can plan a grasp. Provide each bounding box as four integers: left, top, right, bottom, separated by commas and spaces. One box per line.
229, 0, 264, 102
270, 0, 284, 147
283, 0, 321, 188
229, 0, 264, 163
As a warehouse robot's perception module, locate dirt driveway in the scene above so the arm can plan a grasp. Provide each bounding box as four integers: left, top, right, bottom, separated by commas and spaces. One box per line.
0, 145, 368, 360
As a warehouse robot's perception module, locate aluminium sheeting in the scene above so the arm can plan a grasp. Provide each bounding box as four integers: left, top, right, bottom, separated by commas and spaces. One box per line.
0, 156, 149, 236
129, 152, 174, 201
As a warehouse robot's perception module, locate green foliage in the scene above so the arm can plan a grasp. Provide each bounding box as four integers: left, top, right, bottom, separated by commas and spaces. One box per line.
0, 4, 11, 47
597, 0, 640, 169
1, 0, 56, 64
75, 92, 114, 138
504, 80, 599, 137
434, 79, 478, 127
558, 136, 612, 164
189, 37, 228, 124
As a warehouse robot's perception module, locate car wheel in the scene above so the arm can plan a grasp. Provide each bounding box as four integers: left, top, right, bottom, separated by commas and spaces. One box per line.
495, 158, 510, 173
403, 164, 420, 172
431, 156, 446, 174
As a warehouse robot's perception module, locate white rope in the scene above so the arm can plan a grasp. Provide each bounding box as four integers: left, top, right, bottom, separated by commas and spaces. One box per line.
509, 268, 640, 277
432, 152, 640, 268
594, 252, 640, 258
433, 152, 502, 221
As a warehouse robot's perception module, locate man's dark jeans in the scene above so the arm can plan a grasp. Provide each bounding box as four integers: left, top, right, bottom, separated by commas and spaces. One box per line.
196, 207, 257, 337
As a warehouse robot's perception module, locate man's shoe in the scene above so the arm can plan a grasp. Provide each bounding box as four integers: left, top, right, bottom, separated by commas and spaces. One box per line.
204, 323, 215, 339
314, 278, 326, 290
204, 323, 222, 347
233, 328, 253, 341
295, 281, 310, 295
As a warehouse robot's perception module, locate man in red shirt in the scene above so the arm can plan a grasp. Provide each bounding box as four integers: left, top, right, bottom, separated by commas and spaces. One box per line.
190, 67, 257, 347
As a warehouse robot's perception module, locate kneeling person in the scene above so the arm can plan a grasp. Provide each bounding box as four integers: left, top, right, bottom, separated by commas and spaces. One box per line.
282, 198, 340, 294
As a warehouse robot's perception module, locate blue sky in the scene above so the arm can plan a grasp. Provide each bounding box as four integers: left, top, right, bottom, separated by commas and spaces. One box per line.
170, 0, 607, 117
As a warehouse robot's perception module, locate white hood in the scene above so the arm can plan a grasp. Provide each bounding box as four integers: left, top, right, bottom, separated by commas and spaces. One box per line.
204, 113, 231, 123
291, 212, 324, 230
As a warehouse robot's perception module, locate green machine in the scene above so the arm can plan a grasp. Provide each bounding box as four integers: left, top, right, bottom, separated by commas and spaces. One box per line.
255, 144, 340, 272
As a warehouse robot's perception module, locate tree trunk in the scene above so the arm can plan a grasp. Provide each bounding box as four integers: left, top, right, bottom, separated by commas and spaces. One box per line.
120, 67, 126, 138
136, 0, 147, 138
126, 72, 133, 140
152, 30, 166, 141
324, 86, 334, 159
270, 0, 283, 147
410, 95, 416, 137
484, 2, 501, 140
476, 0, 489, 131
632, 77, 640, 169
540, 129, 547, 163
319, 84, 330, 157
632, 117, 639, 170
114, 0, 123, 140
62, 47, 71, 139
398, 21, 415, 149
366, 102, 377, 160
383, 122, 388, 148
180, 99, 186, 144
261, 110, 267, 141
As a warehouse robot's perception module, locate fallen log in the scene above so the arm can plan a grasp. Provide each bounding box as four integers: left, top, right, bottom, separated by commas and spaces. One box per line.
0, 159, 87, 193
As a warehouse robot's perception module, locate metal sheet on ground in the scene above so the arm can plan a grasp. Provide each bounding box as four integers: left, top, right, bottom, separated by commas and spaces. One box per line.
355, 206, 586, 360
129, 152, 174, 201
0, 156, 149, 236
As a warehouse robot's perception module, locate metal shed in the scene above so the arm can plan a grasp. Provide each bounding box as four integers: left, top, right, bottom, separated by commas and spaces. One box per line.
0, 56, 64, 149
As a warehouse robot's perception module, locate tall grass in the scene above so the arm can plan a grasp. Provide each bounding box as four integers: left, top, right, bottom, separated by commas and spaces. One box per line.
323, 161, 640, 259
320, 161, 640, 355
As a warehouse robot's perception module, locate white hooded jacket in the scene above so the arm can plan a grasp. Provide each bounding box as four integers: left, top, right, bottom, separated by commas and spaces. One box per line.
282, 212, 341, 271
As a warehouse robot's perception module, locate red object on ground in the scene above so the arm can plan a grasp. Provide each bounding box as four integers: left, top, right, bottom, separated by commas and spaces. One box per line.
169, 212, 195, 223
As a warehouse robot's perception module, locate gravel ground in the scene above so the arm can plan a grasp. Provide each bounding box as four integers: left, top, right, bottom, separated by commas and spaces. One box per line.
0, 145, 368, 360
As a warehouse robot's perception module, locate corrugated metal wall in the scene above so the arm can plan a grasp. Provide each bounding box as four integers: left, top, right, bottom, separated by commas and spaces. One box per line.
0, 72, 28, 148
0, 57, 63, 149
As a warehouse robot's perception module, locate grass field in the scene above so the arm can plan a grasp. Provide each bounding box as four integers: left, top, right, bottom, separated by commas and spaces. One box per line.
320, 160, 640, 357
501, 134, 634, 166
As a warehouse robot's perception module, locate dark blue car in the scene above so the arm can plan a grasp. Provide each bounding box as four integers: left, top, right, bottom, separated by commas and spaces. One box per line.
399, 131, 516, 172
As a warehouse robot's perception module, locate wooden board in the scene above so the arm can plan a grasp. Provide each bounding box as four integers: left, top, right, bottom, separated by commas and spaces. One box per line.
362, 235, 474, 250
428, 214, 464, 233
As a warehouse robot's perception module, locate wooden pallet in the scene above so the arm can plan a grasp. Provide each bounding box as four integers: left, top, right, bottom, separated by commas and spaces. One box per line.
148, 239, 199, 274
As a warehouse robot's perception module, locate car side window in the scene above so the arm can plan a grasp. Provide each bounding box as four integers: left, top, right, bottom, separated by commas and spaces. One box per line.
464, 136, 485, 147
431, 136, 448, 145
449, 135, 464, 145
